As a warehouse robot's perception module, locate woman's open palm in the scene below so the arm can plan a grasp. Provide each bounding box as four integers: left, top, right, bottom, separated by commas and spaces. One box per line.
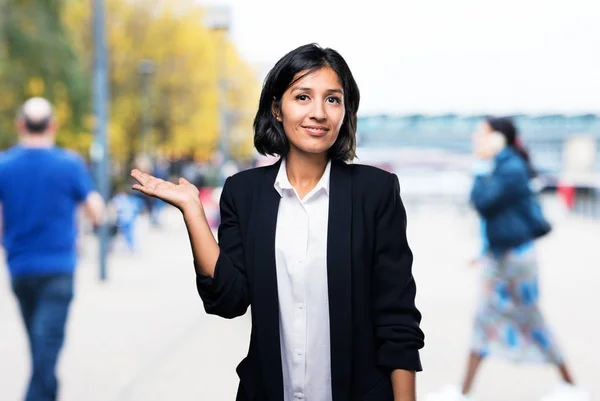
131, 169, 201, 212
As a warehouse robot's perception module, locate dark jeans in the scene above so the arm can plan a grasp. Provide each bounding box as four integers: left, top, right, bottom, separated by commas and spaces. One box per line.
11, 274, 74, 401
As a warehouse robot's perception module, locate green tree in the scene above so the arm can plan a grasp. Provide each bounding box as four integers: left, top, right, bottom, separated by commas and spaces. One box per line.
0, 0, 89, 151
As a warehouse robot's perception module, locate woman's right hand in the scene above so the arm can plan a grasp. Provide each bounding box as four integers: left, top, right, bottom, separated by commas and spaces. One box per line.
131, 169, 202, 215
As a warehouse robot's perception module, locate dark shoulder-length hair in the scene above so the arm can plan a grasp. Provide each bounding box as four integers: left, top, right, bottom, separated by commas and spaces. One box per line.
253, 43, 360, 162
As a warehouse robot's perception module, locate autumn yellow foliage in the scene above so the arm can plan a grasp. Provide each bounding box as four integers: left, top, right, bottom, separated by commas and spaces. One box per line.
43, 0, 259, 163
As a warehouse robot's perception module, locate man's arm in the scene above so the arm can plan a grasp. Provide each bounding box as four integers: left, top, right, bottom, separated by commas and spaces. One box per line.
83, 191, 105, 227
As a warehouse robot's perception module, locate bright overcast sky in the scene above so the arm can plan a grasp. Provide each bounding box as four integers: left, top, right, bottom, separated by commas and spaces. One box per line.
201, 0, 599, 115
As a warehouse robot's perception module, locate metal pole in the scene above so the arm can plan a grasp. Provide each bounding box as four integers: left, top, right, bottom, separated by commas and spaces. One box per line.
204, 6, 231, 186
93, 0, 110, 281
142, 71, 150, 156
216, 31, 229, 185
139, 60, 155, 157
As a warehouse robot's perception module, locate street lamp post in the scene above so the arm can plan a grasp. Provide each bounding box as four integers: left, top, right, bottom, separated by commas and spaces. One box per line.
139, 59, 155, 158
204, 6, 232, 185
92, 0, 110, 281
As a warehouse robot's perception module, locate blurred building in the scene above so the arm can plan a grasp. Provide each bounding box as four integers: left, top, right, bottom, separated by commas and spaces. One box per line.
356, 114, 600, 174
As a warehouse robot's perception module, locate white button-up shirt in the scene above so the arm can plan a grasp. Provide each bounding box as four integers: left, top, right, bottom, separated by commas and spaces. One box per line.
274, 158, 332, 401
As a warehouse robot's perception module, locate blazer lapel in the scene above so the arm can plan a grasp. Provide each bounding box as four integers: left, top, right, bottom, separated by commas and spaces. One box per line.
327, 160, 353, 401
252, 160, 284, 400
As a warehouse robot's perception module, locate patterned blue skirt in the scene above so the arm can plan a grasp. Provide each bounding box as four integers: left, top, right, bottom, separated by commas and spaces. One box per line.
471, 244, 563, 364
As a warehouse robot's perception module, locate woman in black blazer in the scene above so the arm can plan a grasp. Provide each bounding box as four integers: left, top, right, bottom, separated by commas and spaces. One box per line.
132, 43, 424, 401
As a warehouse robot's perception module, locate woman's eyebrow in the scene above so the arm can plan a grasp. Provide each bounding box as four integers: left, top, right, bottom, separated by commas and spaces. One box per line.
291, 86, 313, 93
291, 87, 344, 94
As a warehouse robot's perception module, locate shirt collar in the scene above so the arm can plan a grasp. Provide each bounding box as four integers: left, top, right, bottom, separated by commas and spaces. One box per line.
274, 158, 332, 198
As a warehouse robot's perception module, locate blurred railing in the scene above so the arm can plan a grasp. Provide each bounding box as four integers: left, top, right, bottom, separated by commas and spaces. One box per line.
356, 114, 600, 221
568, 187, 600, 220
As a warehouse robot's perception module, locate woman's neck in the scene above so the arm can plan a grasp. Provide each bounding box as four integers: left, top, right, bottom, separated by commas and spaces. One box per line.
285, 150, 328, 197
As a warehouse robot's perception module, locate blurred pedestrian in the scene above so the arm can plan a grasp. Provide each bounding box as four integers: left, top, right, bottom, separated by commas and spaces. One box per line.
0, 98, 104, 401
108, 181, 142, 252
131, 43, 424, 401
425, 117, 588, 401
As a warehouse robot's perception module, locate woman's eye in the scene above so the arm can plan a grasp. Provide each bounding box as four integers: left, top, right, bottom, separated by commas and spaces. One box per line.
296, 94, 309, 101
327, 96, 341, 104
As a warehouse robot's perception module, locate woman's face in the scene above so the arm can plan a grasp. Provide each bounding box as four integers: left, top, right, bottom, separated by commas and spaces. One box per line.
473, 120, 506, 158
475, 121, 494, 137
276, 67, 345, 157
472, 120, 493, 149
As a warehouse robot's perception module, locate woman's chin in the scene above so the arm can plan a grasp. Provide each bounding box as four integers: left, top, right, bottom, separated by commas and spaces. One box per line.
293, 146, 329, 156
291, 140, 335, 156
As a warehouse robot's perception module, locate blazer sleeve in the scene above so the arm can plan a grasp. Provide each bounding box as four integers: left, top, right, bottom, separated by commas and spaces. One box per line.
195, 177, 250, 319
373, 173, 424, 372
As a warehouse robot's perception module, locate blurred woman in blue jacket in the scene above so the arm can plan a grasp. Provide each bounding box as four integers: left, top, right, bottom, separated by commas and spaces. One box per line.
425, 117, 587, 401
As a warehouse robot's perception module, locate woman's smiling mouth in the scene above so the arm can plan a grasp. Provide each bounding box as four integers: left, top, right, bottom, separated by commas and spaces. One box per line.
302, 125, 330, 136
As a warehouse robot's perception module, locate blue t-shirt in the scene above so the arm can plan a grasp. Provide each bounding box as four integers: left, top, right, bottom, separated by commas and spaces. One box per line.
0, 145, 94, 277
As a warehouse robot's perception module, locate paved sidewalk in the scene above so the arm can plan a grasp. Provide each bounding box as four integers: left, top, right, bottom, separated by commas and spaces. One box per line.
0, 204, 598, 401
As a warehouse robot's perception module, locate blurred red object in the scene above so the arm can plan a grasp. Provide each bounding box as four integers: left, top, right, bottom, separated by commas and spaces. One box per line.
557, 182, 575, 210
198, 187, 220, 229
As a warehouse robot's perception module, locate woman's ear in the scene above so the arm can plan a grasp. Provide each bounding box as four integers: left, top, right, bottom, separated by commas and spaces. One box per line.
272, 98, 282, 122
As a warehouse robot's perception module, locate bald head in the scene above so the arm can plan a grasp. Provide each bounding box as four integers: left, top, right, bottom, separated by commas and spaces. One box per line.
18, 97, 55, 134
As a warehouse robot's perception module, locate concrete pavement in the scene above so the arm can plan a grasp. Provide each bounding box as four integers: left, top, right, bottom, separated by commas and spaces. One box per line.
0, 202, 598, 401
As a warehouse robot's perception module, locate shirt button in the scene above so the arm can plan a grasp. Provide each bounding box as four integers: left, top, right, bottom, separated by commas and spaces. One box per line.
296, 303, 304, 310
297, 260, 303, 265
294, 393, 304, 400
295, 349, 303, 356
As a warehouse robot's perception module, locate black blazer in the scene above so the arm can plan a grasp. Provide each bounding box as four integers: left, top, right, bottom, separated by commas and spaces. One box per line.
196, 159, 424, 401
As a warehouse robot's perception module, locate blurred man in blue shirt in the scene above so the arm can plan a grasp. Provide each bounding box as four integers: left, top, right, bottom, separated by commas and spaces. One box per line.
0, 98, 104, 401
